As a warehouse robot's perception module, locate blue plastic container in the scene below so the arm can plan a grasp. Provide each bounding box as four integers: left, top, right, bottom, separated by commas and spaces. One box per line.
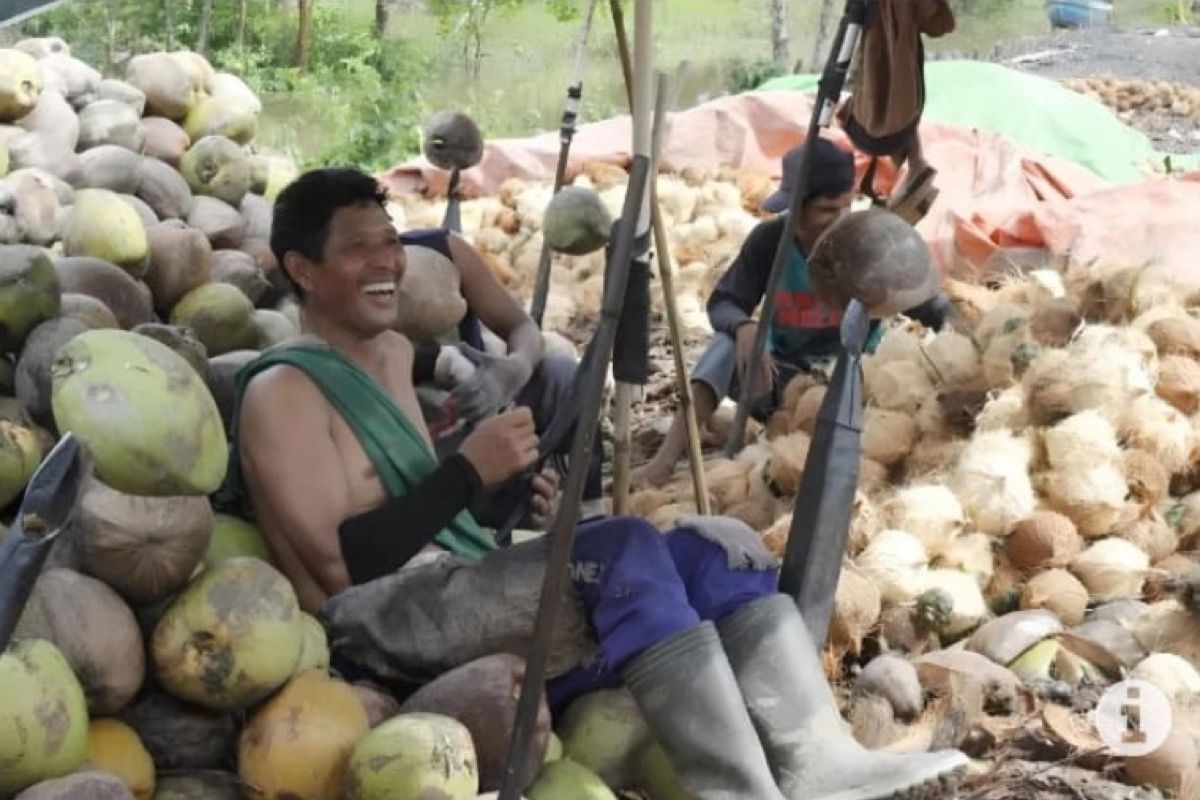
1046, 0, 1114, 28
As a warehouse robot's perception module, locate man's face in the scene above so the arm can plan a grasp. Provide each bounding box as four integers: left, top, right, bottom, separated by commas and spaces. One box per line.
294, 202, 407, 334
797, 189, 855, 243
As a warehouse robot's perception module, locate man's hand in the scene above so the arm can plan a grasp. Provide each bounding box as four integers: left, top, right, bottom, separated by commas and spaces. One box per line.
450, 344, 533, 422
735, 323, 774, 396
459, 407, 539, 488
529, 467, 560, 530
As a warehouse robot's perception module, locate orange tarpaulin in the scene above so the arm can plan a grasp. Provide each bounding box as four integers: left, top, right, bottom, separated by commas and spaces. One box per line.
378, 89, 1200, 287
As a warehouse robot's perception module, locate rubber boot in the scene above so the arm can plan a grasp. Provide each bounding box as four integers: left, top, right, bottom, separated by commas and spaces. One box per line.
717, 594, 969, 800
622, 621, 787, 800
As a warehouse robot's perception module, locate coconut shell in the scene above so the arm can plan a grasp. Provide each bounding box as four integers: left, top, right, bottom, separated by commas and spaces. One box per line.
1019, 568, 1088, 626
15, 316, 89, 426
14, 89, 79, 153
14, 567, 145, 715
53, 256, 155, 329
77, 99, 143, 152
118, 683, 239, 771
188, 195, 246, 249
966, 609, 1063, 666
143, 220, 212, 314
125, 53, 196, 120
400, 654, 550, 793
12, 771, 135, 800
75, 144, 142, 194
136, 156, 194, 220
140, 116, 190, 167
1007, 511, 1083, 571
210, 249, 267, 304
77, 474, 214, 605
0, 243, 61, 352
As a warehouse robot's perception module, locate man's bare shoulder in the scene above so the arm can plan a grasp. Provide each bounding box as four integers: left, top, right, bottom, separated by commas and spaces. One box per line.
241, 363, 328, 419
378, 329, 414, 361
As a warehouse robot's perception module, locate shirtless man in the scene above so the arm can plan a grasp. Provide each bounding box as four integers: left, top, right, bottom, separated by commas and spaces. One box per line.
223, 167, 967, 800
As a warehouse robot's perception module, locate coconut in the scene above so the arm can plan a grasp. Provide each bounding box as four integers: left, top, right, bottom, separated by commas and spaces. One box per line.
400, 654, 550, 793
966, 609, 1063, 666
951, 429, 1036, 536
136, 156, 194, 220
1043, 410, 1121, 470
77, 475, 214, 604
15, 90, 78, 153
1147, 315, 1200, 358
210, 250, 267, 304
1006, 511, 1083, 571
394, 244, 469, 343
1156, 355, 1200, 414
206, 350, 259, 429
0, 244, 60, 352
0, 639, 89, 797
1124, 724, 1199, 800
2, 168, 65, 246
77, 99, 142, 152
865, 358, 933, 414
237, 669, 369, 800
96, 78, 145, 115
149, 772, 243, 800
542, 186, 612, 255
855, 654, 923, 722
253, 308, 297, 349
0, 418, 44, 506
0, 49, 44, 122
862, 407, 917, 466
760, 513, 791, 558
179, 136, 252, 207
168, 282, 256, 357
934, 532, 995, 588
1120, 395, 1194, 475
86, 719, 155, 800
183, 96, 258, 145
830, 563, 881, 656
211, 73, 262, 114
881, 484, 964, 555
117, 683, 238, 770
118, 194, 158, 229
125, 53, 196, 120
140, 116, 190, 167
344, 712, 478, 800
15, 316, 89, 425
43, 54, 100, 104
351, 680, 401, 728
1019, 568, 1088, 625
168, 51, 216, 96
919, 568, 989, 636
1130, 652, 1200, 701
61, 189, 149, 277
12, 772, 135, 800
855, 529, 928, 604
763, 431, 809, 497
1124, 449, 1170, 510
145, 220, 211, 313
922, 329, 982, 387
187, 196, 245, 249
204, 513, 271, 568
128, 323, 209, 384
1030, 298, 1083, 347
14, 567, 145, 714
1070, 537, 1151, 601
903, 436, 965, 482
153, 557, 304, 711
556, 687, 651, 791
1043, 464, 1131, 538
51, 330, 228, 495
53, 256, 155, 329
294, 613, 330, 674
790, 385, 826, 434
874, 322, 927, 364
1121, 516, 1178, 563
981, 321, 1040, 389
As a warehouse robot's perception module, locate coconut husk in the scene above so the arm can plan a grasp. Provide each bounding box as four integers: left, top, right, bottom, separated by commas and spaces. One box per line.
934, 532, 996, 587
1146, 553, 1200, 603
855, 653, 924, 721
188, 195, 245, 249
15, 316, 90, 426
829, 562, 881, 656
1123, 449, 1171, 512
77, 98, 142, 151
789, 385, 826, 434
1020, 569, 1088, 626
1119, 516, 1178, 563
981, 321, 1041, 389
140, 115, 191, 166
144, 220, 212, 313
210, 249, 267, 304
1121, 395, 1194, 476
1007, 511, 1083, 571
14, 89, 79, 153
1064, 618, 1146, 671
1147, 315, 1200, 359
865, 358, 933, 413
118, 682, 239, 771
1029, 298, 1083, 347
136, 155, 194, 220
57, 293, 116, 329
903, 436, 965, 482
53, 255, 155, 329
1156, 354, 1200, 414
882, 484, 964, 556
96, 78, 145, 115
180, 135, 253, 207
42, 53, 100, 104
848, 693, 906, 749
952, 429, 1037, 537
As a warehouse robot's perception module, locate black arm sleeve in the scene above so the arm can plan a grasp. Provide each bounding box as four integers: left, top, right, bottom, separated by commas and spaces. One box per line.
337, 453, 484, 584
706, 216, 787, 337
412, 343, 439, 384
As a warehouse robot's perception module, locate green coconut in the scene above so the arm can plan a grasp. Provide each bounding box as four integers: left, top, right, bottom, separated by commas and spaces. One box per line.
295, 613, 331, 674
0, 244, 61, 352
125, 54, 196, 121
344, 712, 479, 800
183, 96, 258, 146
11, 770, 136, 800
15, 316, 90, 426
50, 328, 228, 495
60, 293, 119, 329
543, 186, 613, 256
526, 760, 617, 800
558, 688, 653, 790
179, 136, 252, 207
170, 282, 256, 357
151, 557, 304, 712
0, 49, 44, 123
204, 513, 271, 568
249, 153, 297, 202
0, 639, 90, 797
210, 250, 267, 304
61, 189, 149, 277
635, 742, 690, 800
0, 417, 42, 507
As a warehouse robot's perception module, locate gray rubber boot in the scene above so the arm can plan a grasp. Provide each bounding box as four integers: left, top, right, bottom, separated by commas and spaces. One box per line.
622, 621, 788, 800
716, 594, 969, 800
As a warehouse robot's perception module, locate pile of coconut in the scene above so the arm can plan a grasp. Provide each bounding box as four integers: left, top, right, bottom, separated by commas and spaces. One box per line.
1063, 74, 1200, 121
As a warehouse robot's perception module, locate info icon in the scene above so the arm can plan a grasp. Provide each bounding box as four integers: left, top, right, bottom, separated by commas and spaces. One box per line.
1094, 679, 1173, 757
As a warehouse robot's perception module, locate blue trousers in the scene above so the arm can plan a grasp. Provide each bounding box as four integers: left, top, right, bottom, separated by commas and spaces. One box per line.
546, 515, 779, 715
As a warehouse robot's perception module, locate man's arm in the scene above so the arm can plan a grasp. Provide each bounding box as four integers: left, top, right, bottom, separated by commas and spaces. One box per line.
449, 232, 543, 372
706, 218, 783, 337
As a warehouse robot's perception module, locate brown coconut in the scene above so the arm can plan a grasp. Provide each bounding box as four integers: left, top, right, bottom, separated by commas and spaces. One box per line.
77, 475, 215, 605
764, 431, 809, 497
13, 567, 145, 715
135, 156, 194, 220
1147, 316, 1200, 359
2, 169, 61, 246
74, 145, 142, 195
210, 250, 267, 304
12, 771, 135, 800
124, 53, 196, 120
1120, 516, 1178, 563
15, 316, 90, 426
399, 653, 550, 793
188, 195, 245, 249
830, 564, 882, 657
862, 408, 917, 466
130, 323, 210, 383
15, 89, 79, 153
1007, 511, 1083, 571
77, 99, 142, 152
139, 116, 190, 167
53, 256, 155, 329
1124, 448, 1171, 510
1029, 298, 1083, 347
239, 192, 272, 241
118, 683, 239, 771
1019, 568, 1088, 626
1156, 355, 1200, 414
144, 220, 212, 313
790, 385, 826, 434
351, 681, 401, 728
205, 350, 260, 430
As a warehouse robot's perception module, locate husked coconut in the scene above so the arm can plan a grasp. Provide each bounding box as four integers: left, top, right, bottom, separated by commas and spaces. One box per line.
830, 563, 881, 656
903, 437, 965, 482
1120, 516, 1178, 563
914, 393, 949, 439
1029, 298, 1083, 347
763, 431, 809, 498
881, 484, 964, 555
1007, 511, 1083, 571
1043, 410, 1121, 470
976, 386, 1029, 432
933, 532, 995, 588
1147, 314, 1200, 358
789, 385, 826, 434
981, 320, 1040, 389
873, 321, 928, 365
1123, 448, 1171, 510
950, 429, 1036, 536
865, 358, 932, 414
1070, 537, 1151, 601
1019, 568, 1088, 625
855, 529, 928, 604
918, 568, 989, 636
1042, 463, 1132, 538
1119, 394, 1194, 475
862, 408, 917, 466
922, 329, 982, 387
1155, 354, 1200, 414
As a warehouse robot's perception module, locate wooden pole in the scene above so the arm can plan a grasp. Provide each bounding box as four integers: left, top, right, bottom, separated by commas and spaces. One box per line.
611, 1, 709, 514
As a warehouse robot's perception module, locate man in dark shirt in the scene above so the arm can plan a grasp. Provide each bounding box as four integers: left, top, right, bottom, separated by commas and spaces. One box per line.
636, 139, 880, 487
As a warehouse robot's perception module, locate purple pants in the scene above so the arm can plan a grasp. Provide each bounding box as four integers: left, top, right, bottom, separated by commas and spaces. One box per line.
547, 515, 778, 716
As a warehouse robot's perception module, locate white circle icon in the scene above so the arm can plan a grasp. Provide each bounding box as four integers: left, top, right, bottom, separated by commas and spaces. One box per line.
1094, 679, 1173, 757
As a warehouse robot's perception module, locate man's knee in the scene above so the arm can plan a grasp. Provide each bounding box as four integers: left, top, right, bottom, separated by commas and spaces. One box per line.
573, 516, 670, 572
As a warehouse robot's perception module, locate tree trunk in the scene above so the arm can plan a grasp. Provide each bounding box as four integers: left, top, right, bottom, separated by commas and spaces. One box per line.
163, 0, 175, 50
296, 0, 313, 70
769, 0, 789, 72
810, 0, 837, 72
375, 0, 390, 38
238, 0, 248, 72
198, 0, 213, 57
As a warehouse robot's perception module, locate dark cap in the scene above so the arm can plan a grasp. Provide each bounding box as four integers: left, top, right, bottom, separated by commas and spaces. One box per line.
760, 138, 856, 213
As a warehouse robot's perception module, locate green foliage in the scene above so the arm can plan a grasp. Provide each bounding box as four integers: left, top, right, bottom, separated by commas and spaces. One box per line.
727, 57, 786, 94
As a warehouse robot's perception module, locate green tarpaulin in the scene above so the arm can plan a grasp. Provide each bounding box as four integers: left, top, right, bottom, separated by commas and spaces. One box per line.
759, 60, 1199, 183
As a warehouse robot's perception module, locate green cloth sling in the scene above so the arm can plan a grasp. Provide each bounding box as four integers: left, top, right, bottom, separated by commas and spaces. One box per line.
219, 342, 497, 561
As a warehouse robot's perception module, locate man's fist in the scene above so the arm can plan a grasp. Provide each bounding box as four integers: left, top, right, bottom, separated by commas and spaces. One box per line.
459, 407, 539, 488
